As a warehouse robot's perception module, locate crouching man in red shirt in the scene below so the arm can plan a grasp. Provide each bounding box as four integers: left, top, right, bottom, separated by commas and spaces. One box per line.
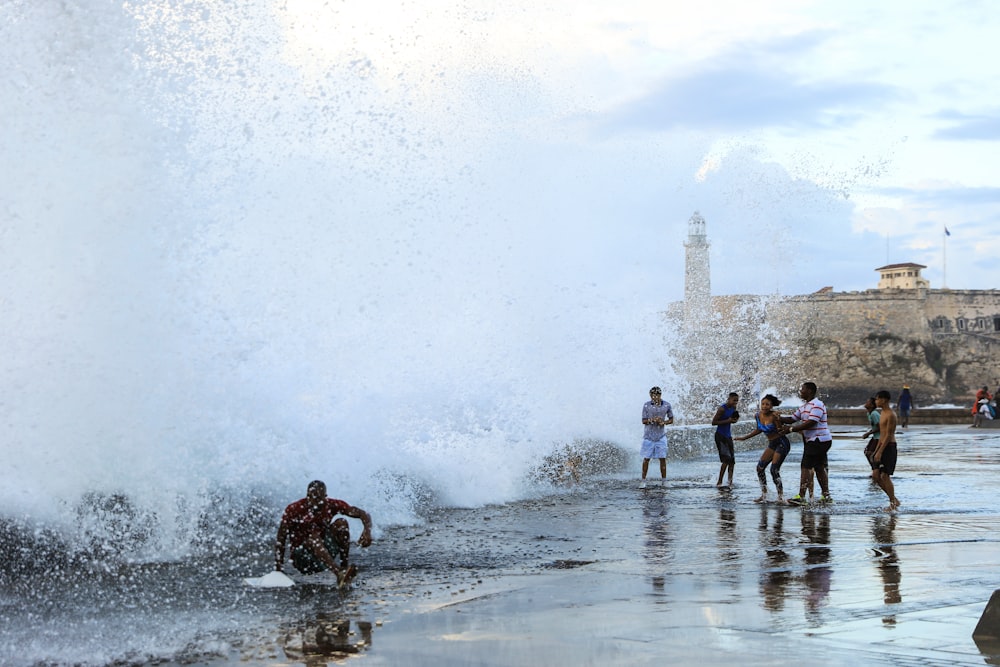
274, 480, 373, 585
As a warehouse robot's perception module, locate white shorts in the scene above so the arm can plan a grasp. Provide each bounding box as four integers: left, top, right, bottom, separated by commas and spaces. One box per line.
641, 436, 668, 460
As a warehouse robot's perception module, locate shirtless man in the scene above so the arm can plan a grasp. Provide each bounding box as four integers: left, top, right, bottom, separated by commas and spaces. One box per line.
873, 390, 901, 511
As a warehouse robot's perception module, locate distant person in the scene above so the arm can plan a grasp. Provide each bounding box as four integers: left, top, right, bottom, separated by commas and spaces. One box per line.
640, 386, 674, 489
735, 394, 790, 503
275, 480, 373, 585
975, 385, 993, 412
973, 386, 995, 425
873, 390, 901, 511
860, 396, 881, 467
711, 392, 740, 488
897, 386, 913, 428
973, 398, 994, 427
781, 382, 833, 505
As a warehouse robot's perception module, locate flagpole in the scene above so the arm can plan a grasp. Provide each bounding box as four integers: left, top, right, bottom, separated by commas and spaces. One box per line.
943, 227, 948, 288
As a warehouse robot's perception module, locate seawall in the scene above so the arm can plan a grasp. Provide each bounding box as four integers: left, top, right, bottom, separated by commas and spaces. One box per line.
827, 407, 975, 426
665, 287, 999, 421
770, 288, 1000, 406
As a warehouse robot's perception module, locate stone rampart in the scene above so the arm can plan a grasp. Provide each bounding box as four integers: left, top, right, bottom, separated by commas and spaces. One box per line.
765, 289, 1000, 406
827, 407, 975, 426
667, 288, 1000, 413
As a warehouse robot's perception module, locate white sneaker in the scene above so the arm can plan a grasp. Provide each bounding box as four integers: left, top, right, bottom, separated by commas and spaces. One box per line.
639, 480, 647, 489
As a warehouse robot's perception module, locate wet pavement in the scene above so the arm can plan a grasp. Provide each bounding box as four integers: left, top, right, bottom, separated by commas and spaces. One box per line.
6, 425, 1000, 666
345, 424, 1000, 666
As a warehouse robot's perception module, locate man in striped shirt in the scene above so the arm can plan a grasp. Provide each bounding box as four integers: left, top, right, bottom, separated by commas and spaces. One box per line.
781, 382, 833, 505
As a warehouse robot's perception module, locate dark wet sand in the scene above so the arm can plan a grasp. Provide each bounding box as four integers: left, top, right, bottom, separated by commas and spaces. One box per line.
325, 425, 1000, 667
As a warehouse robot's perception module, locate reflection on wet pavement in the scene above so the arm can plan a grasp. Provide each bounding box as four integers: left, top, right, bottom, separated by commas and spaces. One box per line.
871, 513, 902, 625
6, 426, 1000, 666
357, 426, 1000, 666
280, 616, 374, 663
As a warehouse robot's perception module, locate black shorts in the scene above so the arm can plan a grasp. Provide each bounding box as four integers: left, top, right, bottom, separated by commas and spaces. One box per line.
715, 432, 735, 464
766, 435, 791, 465
801, 439, 832, 470
872, 443, 898, 476
291, 531, 348, 574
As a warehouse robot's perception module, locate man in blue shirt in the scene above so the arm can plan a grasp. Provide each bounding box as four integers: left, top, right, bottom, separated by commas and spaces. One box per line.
897, 386, 913, 428
711, 392, 740, 488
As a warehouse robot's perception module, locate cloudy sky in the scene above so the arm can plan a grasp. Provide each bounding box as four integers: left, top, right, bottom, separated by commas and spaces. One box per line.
3, 0, 999, 516
4, 0, 998, 309
272, 0, 999, 299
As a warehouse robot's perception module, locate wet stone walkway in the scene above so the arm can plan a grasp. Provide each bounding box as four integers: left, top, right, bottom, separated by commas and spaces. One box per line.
346, 425, 1000, 666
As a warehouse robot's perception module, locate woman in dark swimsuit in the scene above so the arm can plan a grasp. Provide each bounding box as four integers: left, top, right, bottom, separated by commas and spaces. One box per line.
736, 394, 791, 503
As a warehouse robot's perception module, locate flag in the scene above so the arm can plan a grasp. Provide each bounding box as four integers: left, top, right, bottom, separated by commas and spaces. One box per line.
945, 226, 951, 236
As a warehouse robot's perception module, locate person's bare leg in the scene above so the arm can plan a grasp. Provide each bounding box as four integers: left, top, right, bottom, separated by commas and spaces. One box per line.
754, 450, 771, 502
305, 535, 342, 580
797, 467, 809, 498
331, 518, 351, 568
815, 466, 830, 497
875, 471, 900, 510
771, 450, 785, 503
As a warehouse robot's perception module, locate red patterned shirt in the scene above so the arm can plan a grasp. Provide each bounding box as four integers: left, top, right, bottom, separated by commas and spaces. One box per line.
280, 498, 351, 549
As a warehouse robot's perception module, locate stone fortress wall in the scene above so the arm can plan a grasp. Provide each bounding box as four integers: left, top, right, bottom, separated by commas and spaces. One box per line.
671, 213, 999, 409
766, 288, 1000, 406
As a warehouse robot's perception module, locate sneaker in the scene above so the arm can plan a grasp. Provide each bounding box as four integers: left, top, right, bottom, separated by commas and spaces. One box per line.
787, 495, 808, 506
639, 481, 647, 489
819, 494, 834, 504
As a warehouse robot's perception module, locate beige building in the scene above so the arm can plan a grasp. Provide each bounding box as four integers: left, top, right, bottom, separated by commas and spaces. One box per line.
876, 262, 931, 290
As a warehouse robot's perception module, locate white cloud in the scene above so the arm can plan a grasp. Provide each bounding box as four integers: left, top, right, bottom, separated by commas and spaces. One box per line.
262, 0, 996, 296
